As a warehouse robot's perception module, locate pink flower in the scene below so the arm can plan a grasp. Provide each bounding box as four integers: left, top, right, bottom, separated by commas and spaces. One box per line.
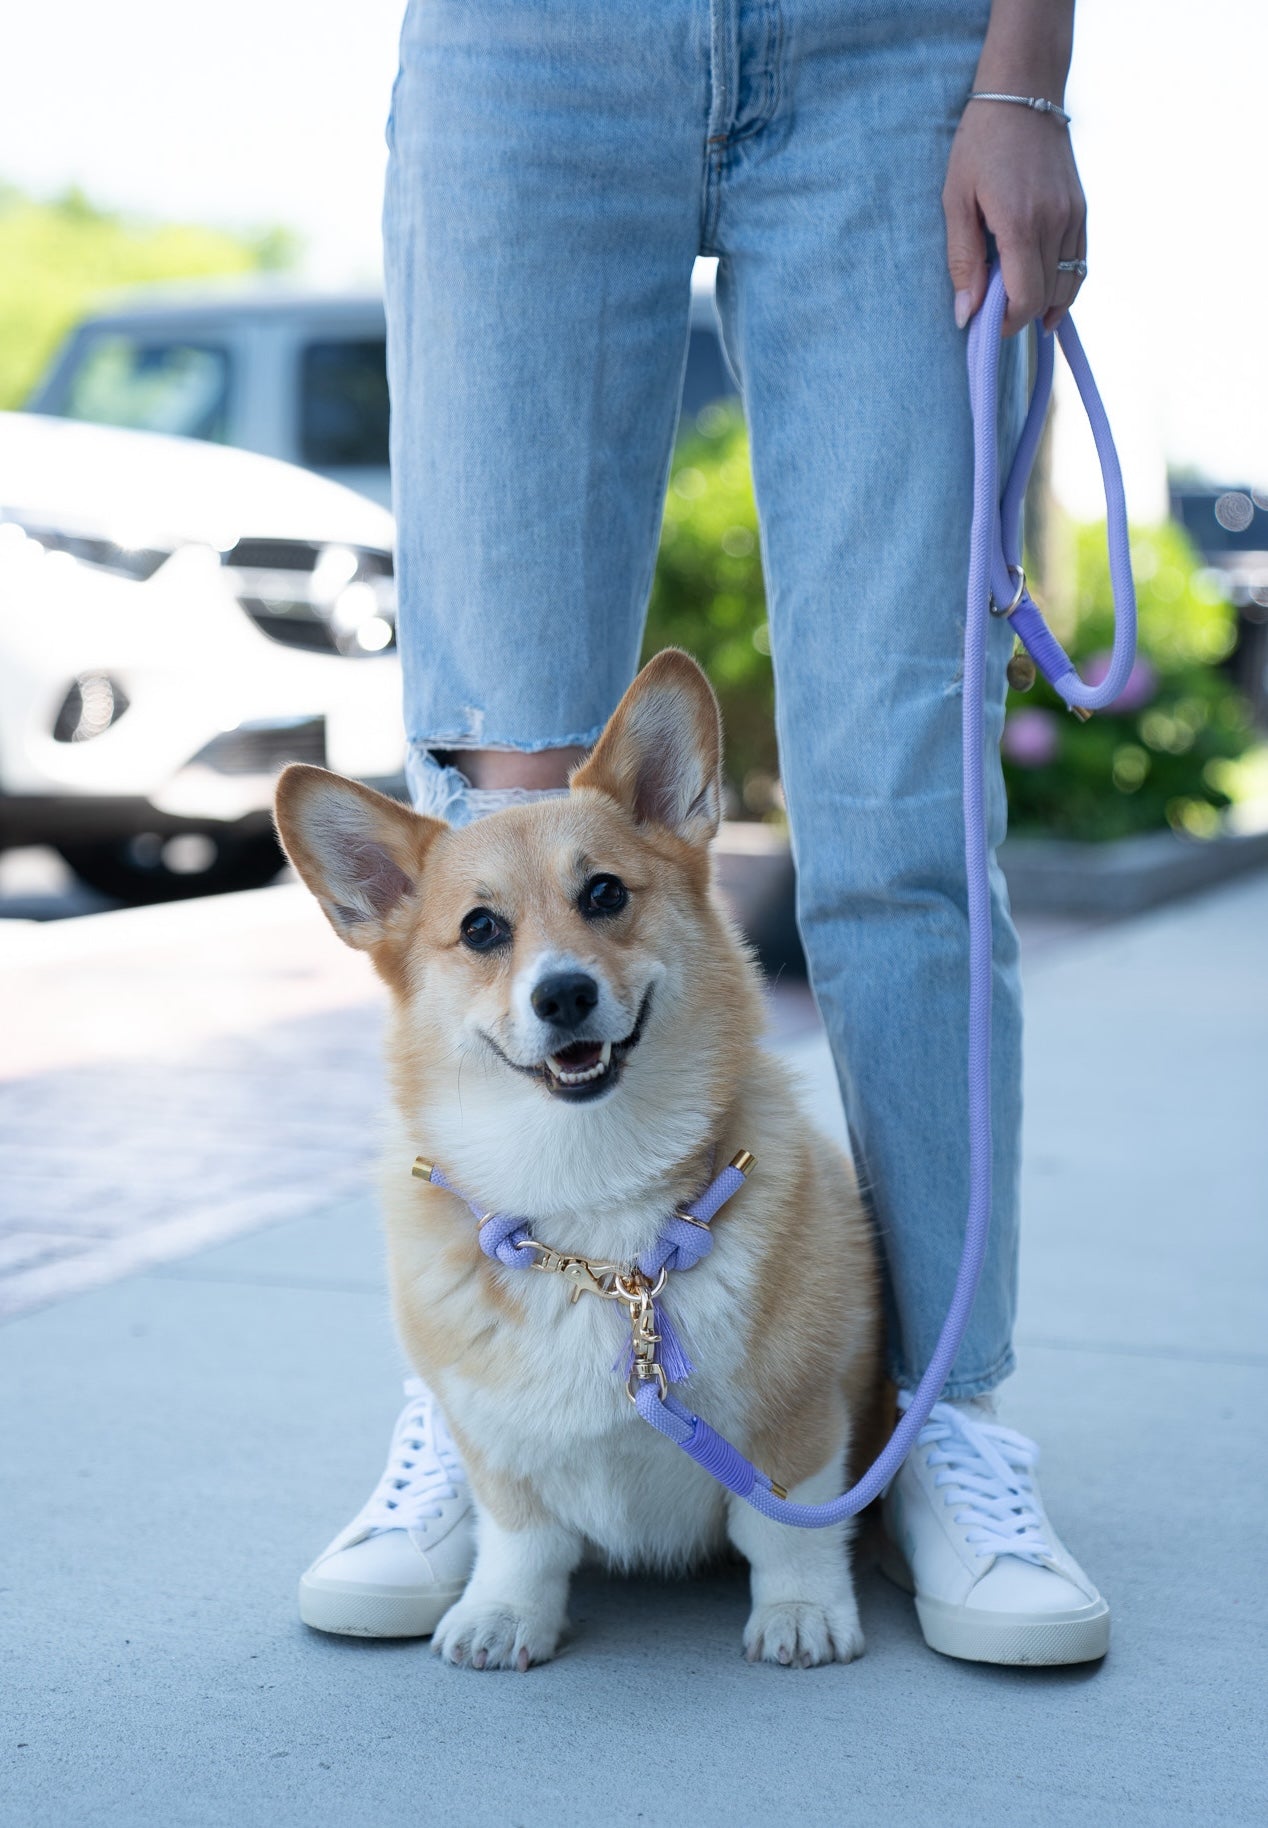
1085, 651, 1157, 713
1002, 707, 1061, 768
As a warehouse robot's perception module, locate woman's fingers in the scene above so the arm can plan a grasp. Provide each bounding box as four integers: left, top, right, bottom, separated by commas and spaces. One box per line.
997, 230, 1049, 337
1043, 220, 1087, 333
943, 175, 990, 329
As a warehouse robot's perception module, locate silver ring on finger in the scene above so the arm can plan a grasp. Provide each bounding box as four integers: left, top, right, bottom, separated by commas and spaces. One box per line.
1056, 258, 1087, 277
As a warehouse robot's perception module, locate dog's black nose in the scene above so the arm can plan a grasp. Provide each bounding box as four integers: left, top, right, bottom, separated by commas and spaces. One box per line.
531, 971, 599, 1030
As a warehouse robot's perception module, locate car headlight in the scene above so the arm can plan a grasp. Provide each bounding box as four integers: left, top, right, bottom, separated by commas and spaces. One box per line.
0, 511, 172, 581
220, 538, 397, 657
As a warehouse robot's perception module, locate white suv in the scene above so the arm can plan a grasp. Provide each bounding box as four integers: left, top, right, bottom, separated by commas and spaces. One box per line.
0, 411, 404, 902
15, 273, 735, 904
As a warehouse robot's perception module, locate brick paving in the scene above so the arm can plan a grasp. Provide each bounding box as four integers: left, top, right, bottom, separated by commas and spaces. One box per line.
0, 878, 385, 1319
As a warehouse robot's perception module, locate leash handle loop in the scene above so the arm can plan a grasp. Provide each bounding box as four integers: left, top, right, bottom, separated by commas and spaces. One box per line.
975, 278, 1138, 712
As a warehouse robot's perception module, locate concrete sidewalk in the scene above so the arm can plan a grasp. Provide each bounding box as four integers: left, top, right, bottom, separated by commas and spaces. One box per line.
3, 875, 1267, 1827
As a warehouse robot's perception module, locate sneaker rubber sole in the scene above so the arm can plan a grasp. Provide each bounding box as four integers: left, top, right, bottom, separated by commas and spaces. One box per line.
878, 1539, 1110, 1667
298, 1572, 466, 1639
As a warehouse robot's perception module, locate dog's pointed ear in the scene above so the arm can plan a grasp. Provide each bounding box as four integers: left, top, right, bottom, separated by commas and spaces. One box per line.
570, 650, 723, 847
274, 764, 443, 951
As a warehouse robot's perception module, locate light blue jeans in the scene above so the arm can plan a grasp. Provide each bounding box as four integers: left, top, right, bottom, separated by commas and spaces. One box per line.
383, 0, 1025, 1398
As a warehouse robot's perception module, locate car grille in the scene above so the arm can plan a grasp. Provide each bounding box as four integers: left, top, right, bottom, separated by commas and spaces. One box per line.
189, 717, 327, 775
221, 540, 396, 656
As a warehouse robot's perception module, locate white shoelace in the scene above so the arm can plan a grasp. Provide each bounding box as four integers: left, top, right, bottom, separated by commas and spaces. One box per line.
357, 1378, 466, 1534
914, 1399, 1054, 1564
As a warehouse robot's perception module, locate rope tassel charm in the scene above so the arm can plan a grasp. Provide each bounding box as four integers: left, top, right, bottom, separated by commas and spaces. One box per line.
650, 1299, 695, 1384
615, 1294, 695, 1391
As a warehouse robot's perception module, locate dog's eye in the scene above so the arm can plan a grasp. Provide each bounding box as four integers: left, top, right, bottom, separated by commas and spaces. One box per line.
581, 874, 628, 917
460, 907, 510, 952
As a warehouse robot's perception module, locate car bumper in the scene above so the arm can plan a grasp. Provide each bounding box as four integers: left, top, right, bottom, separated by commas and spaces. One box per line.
0, 540, 407, 829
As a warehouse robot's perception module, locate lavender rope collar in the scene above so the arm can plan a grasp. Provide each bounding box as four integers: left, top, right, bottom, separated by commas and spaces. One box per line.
415, 266, 1137, 1525
417, 1154, 749, 1280
411, 1151, 753, 1388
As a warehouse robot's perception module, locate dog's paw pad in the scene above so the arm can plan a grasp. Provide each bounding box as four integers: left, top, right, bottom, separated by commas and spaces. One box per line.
432, 1600, 558, 1671
743, 1600, 864, 1668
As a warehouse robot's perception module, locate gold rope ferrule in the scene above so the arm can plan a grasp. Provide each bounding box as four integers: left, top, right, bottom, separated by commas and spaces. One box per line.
411, 1156, 436, 1182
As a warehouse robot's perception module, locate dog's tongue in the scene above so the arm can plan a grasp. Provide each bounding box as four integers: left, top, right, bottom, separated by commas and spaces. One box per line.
552, 1039, 604, 1071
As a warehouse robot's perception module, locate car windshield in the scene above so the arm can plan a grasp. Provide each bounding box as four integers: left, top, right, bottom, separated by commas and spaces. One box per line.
299, 338, 389, 469
55, 335, 232, 442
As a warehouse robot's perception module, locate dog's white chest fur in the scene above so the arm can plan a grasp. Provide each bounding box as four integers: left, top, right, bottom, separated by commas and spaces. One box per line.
482, 1252, 754, 1563
391, 1153, 761, 1568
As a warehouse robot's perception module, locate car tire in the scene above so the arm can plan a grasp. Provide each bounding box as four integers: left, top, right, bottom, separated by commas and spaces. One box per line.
56, 829, 286, 906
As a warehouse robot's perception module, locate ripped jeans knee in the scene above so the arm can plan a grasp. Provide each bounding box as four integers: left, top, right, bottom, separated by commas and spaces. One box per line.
405, 744, 478, 823
405, 742, 572, 827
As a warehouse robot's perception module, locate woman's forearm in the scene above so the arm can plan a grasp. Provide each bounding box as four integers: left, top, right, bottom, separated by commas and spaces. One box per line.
973, 0, 1075, 104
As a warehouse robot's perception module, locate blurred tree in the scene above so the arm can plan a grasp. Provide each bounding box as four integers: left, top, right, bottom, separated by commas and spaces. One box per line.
644, 403, 778, 813
0, 181, 297, 410
1002, 521, 1259, 841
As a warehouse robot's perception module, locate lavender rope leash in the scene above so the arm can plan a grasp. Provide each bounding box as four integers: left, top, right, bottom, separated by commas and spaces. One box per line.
418, 266, 1136, 1524
631, 265, 1138, 1522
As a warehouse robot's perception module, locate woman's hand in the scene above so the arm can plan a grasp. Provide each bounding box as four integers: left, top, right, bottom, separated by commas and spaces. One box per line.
943, 0, 1083, 336
943, 101, 1086, 338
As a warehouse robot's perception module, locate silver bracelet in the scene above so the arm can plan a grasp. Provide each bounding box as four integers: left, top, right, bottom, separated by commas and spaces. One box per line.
967, 91, 1071, 127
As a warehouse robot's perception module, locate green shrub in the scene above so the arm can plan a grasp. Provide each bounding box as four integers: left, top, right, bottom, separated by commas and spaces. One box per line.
1001, 521, 1256, 841
647, 407, 1262, 838
643, 404, 777, 812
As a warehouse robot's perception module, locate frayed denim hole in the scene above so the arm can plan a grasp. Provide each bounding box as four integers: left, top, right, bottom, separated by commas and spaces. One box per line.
404, 745, 473, 822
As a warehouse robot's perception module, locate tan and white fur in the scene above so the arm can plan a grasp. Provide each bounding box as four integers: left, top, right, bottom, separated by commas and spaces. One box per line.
275, 650, 882, 1670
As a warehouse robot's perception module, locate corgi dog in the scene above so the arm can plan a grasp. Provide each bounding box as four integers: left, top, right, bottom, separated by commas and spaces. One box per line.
275, 649, 881, 1669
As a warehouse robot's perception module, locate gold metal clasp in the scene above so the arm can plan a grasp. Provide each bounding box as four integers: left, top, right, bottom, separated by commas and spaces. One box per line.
522, 1241, 561, 1275
613, 1266, 667, 1303
730, 1148, 756, 1177
625, 1361, 669, 1403
411, 1156, 435, 1182
523, 1243, 623, 1304
558, 1256, 622, 1304
616, 1268, 670, 1403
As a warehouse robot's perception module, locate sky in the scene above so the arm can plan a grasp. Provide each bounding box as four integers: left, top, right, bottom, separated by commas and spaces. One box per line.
1, 0, 1263, 520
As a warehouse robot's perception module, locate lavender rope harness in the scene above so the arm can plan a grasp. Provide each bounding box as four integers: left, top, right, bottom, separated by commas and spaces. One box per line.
421, 265, 1137, 1525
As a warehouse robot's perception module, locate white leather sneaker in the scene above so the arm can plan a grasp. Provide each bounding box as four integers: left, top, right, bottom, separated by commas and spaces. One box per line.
881, 1396, 1110, 1666
299, 1378, 474, 1638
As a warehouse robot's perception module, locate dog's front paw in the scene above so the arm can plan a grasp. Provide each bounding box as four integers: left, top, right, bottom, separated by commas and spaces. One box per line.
432, 1597, 564, 1671
743, 1598, 865, 1668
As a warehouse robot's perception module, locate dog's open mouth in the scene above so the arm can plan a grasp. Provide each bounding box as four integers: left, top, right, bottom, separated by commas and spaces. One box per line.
538, 990, 652, 1104
546, 1038, 612, 1087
